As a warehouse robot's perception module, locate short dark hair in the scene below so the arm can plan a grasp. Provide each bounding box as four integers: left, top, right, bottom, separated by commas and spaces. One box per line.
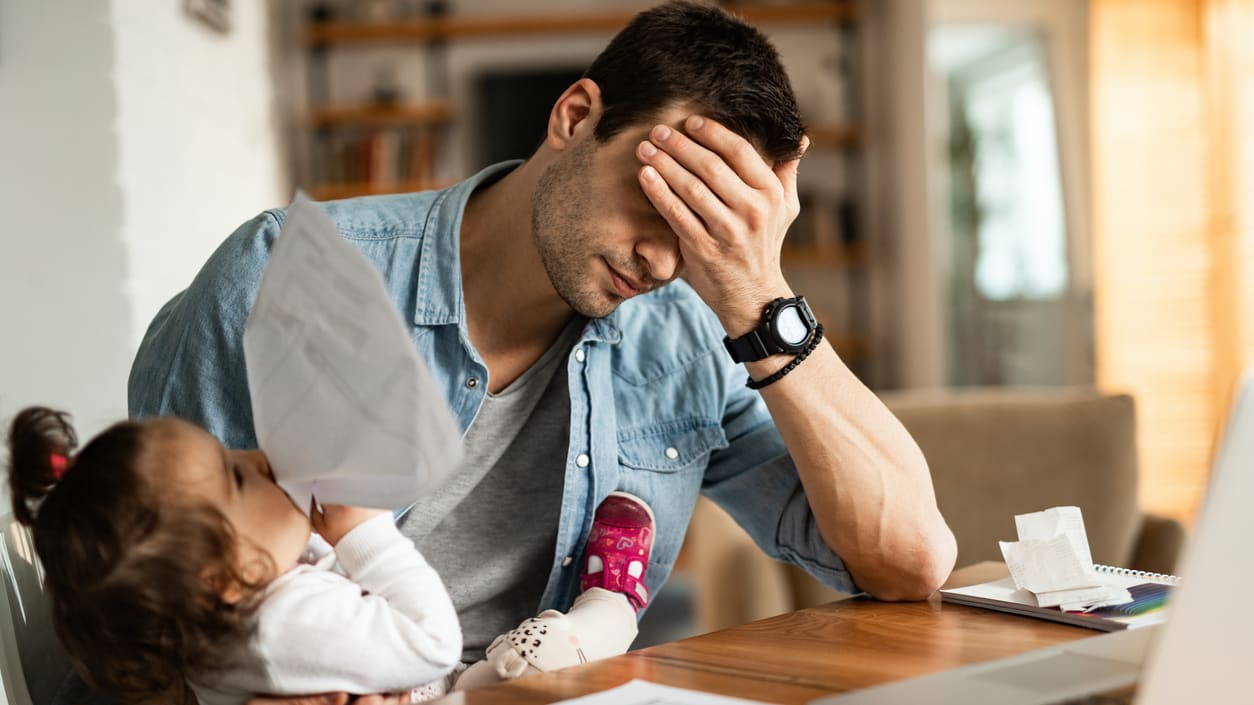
585, 1, 805, 163
6, 408, 271, 704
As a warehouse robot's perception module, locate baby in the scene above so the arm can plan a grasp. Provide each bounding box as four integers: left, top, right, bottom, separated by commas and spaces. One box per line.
6, 407, 653, 704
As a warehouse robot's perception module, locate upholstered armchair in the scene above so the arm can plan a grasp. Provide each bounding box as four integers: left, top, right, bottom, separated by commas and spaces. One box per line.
682, 388, 1187, 633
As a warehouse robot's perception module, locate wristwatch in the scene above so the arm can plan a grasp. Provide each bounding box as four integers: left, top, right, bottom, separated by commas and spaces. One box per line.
723, 296, 818, 363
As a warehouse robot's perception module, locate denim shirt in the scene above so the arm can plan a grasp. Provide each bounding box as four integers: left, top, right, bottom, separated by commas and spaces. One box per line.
128, 162, 855, 614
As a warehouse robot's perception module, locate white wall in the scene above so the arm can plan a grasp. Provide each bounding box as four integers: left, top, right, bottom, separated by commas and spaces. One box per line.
0, 1, 288, 447
111, 0, 289, 348
0, 1, 131, 438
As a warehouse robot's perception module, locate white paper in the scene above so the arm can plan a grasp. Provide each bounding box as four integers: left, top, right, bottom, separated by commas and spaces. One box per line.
999, 505, 1133, 610
1060, 587, 1133, 613
1015, 506, 1093, 566
1000, 534, 1100, 593
553, 680, 774, 705
242, 194, 463, 512
1035, 584, 1127, 609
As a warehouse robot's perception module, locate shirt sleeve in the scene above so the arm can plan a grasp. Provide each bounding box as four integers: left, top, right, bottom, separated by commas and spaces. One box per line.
700, 353, 859, 595
127, 211, 283, 449
252, 514, 462, 696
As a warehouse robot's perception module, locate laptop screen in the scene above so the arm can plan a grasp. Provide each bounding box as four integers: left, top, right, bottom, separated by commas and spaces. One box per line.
1137, 366, 1254, 703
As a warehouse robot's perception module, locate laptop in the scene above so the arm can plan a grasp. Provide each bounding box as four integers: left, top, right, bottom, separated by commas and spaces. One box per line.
812, 366, 1254, 705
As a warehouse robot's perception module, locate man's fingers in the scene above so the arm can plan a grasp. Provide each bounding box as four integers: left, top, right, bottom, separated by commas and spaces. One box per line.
246, 694, 348, 705
637, 139, 735, 237
638, 165, 710, 250
245, 693, 406, 705
682, 115, 778, 191
644, 124, 753, 211
350, 693, 410, 705
309, 498, 325, 533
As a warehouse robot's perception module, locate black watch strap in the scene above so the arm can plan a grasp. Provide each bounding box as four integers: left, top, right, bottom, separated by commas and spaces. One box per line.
723, 296, 814, 363
724, 327, 777, 362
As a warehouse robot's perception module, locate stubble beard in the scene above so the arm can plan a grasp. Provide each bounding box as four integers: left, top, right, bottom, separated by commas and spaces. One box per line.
531, 139, 619, 319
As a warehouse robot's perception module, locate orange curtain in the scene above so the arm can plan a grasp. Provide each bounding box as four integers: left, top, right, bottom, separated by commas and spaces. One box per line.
1204, 0, 1254, 412
1090, 0, 1254, 523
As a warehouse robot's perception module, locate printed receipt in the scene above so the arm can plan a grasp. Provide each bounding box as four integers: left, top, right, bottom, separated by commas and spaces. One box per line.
552, 680, 773, 705
999, 506, 1132, 610
242, 194, 463, 513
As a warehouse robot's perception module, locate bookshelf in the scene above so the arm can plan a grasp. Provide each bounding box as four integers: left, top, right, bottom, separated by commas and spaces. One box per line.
780, 242, 868, 270
808, 124, 861, 150
307, 100, 451, 128
306, 120, 860, 201
304, 4, 859, 45
299, 0, 877, 376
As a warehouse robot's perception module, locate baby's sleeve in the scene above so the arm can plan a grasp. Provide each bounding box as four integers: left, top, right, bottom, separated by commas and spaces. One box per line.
250, 515, 462, 696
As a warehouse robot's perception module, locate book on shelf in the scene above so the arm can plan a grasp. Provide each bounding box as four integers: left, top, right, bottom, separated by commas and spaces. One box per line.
940, 564, 1179, 632
318, 125, 438, 189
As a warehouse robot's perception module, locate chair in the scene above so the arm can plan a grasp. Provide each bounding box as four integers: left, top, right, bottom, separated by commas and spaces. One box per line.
1, 510, 70, 705
682, 388, 1188, 633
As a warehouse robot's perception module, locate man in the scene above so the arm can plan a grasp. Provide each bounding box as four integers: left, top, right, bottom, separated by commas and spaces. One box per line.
129, 0, 955, 695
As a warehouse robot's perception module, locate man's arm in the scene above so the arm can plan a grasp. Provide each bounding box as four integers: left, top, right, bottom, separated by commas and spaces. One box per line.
247, 694, 411, 705
637, 116, 956, 600
128, 212, 281, 448
247, 695, 348, 705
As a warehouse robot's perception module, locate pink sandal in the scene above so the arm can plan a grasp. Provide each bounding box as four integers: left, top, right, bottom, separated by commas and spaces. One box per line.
580, 491, 655, 612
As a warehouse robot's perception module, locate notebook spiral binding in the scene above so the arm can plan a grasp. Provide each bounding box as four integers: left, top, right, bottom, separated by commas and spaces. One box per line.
1094, 563, 1182, 585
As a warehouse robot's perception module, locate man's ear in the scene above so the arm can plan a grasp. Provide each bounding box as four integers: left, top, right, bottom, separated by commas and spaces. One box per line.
545, 78, 602, 152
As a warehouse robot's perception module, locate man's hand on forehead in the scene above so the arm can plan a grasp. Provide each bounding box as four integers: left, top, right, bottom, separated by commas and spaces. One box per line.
635, 114, 809, 336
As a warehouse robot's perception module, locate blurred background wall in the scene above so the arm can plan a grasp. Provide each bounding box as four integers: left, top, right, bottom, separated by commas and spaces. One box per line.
1, 0, 1252, 534
0, 2, 132, 439
0, 0, 289, 443
1089, 0, 1254, 524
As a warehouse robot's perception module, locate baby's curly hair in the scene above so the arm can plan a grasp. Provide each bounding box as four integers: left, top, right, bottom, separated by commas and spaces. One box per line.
7, 408, 275, 703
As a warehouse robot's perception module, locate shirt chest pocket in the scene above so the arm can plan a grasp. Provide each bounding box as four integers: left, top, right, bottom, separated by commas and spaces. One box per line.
617, 422, 729, 473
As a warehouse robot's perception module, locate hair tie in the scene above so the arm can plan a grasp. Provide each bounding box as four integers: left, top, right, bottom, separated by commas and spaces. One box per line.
50, 453, 69, 480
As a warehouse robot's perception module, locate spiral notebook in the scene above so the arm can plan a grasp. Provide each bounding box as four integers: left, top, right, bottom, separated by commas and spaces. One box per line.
940, 564, 1179, 632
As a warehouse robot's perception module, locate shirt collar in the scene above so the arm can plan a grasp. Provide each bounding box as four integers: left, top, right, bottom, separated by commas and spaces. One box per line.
582, 314, 623, 345
412, 159, 625, 347
413, 160, 522, 326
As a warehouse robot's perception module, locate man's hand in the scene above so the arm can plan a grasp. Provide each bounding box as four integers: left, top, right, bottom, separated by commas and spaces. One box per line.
351, 687, 408, 697
636, 114, 808, 336
637, 117, 956, 600
310, 502, 386, 546
246, 695, 347, 705
246, 693, 411, 705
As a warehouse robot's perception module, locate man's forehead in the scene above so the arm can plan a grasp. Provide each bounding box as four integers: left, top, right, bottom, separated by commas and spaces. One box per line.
602, 111, 779, 168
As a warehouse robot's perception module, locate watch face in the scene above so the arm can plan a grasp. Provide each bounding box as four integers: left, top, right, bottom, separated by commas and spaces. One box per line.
774, 305, 810, 346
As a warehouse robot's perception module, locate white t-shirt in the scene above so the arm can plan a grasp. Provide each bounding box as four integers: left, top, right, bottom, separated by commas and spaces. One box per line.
189, 515, 461, 705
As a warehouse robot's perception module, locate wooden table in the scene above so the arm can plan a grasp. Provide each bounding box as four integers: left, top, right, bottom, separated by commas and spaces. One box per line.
442, 563, 1095, 704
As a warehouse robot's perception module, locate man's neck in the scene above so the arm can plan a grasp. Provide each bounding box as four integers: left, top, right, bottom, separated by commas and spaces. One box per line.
460, 160, 579, 392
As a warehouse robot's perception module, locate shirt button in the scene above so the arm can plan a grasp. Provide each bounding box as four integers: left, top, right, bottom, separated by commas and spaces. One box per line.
561, 556, 573, 567
466, 377, 479, 389
574, 348, 586, 363
665, 447, 679, 460
575, 453, 590, 468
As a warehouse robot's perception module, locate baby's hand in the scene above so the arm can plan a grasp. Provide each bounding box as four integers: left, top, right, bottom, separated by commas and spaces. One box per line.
310, 501, 385, 546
